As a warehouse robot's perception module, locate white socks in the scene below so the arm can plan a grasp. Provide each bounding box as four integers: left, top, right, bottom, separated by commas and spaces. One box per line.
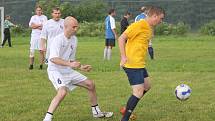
104, 48, 112, 60
104, 47, 111, 60
92, 105, 101, 114
104, 48, 107, 60
43, 112, 53, 121
107, 48, 111, 60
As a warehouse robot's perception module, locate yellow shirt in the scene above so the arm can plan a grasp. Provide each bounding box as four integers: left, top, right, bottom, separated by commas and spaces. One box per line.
124, 19, 152, 68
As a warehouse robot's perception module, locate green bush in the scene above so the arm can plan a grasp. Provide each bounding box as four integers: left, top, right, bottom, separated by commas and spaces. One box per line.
76, 21, 121, 37
68, 0, 107, 22
77, 21, 105, 37
39, 0, 107, 22
155, 22, 171, 35
11, 25, 31, 37
155, 22, 190, 35
200, 20, 215, 36
172, 22, 190, 35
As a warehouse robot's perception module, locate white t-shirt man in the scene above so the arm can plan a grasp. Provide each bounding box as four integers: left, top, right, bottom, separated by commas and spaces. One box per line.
29, 15, 47, 50
40, 18, 64, 60
47, 33, 87, 91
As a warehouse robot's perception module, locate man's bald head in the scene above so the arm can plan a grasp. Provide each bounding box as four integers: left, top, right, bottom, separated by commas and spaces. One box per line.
64, 16, 78, 28
64, 16, 79, 37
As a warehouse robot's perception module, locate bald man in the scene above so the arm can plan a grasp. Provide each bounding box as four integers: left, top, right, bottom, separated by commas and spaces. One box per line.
43, 17, 113, 121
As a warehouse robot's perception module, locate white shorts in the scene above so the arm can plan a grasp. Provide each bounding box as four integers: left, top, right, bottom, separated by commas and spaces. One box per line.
48, 70, 87, 91
30, 36, 41, 50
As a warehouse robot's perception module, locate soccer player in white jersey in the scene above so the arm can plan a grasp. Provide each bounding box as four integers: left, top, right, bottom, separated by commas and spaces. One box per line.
29, 5, 47, 70
42, 16, 113, 121
40, 7, 64, 64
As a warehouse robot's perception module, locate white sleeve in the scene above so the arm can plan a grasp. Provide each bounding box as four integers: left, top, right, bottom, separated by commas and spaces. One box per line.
40, 21, 48, 39
49, 37, 61, 60
28, 16, 35, 27
134, 16, 138, 22
110, 17, 116, 29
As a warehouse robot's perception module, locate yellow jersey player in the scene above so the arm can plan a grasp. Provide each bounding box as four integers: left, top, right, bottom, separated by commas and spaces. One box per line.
118, 6, 165, 121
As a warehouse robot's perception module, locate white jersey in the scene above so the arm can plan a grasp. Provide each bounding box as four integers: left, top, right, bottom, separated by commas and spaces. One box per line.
48, 33, 77, 73
41, 19, 64, 58
29, 15, 47, 50
47, 33, 86, 91
29, 15, 47, 36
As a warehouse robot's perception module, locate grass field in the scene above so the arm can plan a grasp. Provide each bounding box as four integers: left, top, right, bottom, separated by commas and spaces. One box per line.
0, 34, 215, 121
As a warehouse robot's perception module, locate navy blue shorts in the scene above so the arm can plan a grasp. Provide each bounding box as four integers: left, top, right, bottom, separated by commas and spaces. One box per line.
123, 67, 149, 85
105, 39, 115, 47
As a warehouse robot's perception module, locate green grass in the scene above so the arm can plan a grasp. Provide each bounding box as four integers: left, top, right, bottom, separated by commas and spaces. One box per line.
0, 34, 215, 121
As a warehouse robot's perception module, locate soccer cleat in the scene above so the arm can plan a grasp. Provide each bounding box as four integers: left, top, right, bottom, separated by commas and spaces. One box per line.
129, 114, 137, 120
39, 65, 43, 70
93, 112, 105, 118
103, 112, 113, 118
120, 107, 137, 120
120, 107, 126, 115
93, 112, 113, 118
43, 119, 51, 121
29, 65, 33, 70
45, 59, 48, 65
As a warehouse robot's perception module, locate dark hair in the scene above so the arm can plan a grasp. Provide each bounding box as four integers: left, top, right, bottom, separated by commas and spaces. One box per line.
5, 15, 10, 19
108, 9, 115, 14
124, 11, 131, 16
147, 6, 165, 17
52, 7, 61, 13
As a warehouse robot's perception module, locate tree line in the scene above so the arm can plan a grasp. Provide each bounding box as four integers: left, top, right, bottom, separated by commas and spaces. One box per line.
1, 0, 214, 30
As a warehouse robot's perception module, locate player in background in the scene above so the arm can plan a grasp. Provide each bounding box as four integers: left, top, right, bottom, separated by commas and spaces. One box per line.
135, 6, 154, 60
29, 5, 47, 70
120, 11, 131, 34
134, 6, 148, 22
1, 15, 16, 48
43, 16, 113, 121
104, 9, 117, 60
118, 6, 165, 121
40, 7, 64, 65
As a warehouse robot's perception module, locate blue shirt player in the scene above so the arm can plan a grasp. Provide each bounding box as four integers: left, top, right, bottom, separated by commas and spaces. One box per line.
135, 12, 146, 22
104, 9, 117, 60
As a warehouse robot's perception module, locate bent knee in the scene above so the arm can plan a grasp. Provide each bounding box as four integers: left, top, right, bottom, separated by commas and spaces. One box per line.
29, 49, 35, 57
85, 80, 95, 90
133, 88, 145, 98
56, 88, 68, 99
145, 86, 151, 91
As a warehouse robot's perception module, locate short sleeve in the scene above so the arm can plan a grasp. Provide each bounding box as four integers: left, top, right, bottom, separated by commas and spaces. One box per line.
124, 24, 135, 39
110, 17, 116, 29
29, 16, 35, 27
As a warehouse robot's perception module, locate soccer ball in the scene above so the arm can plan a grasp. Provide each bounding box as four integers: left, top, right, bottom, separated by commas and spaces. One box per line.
175, 84, 191, 101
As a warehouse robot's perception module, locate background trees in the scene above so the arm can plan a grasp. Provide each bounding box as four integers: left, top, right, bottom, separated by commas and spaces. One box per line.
1, 0, 214, 35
